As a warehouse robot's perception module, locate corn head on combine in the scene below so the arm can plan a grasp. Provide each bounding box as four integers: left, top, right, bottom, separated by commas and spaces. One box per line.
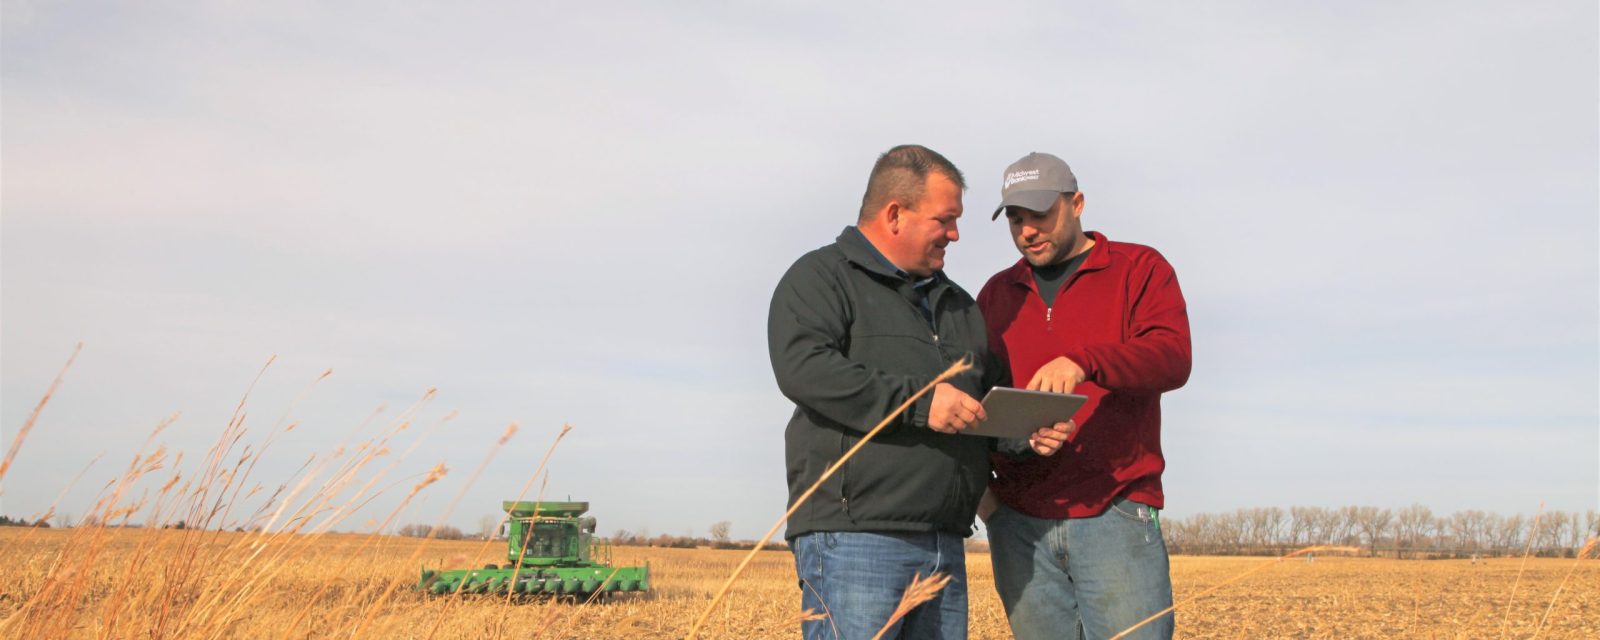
417, 501, 649, 597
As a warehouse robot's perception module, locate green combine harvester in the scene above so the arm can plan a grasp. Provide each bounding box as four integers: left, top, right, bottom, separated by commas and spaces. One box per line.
417, 501, 649, 597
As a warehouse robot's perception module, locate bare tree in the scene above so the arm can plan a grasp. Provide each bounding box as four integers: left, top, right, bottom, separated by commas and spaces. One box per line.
1333, 506, 1362, 546
1287, 506, 1318, 546
1160, 505, 1582, 557
1164, 515, 1194, 550
1561, 511, 1586, 551
710, 521, 732, 546
1354, 506, 1393, 555
479, 514, 501, 539
1488, 513, 1523, 552
1215, 511, 1246, 549
1445, 510, 1491, 552
1309, 507, 1339, 545
1535, 510, 1568, 554
1394, 504, 1433, 557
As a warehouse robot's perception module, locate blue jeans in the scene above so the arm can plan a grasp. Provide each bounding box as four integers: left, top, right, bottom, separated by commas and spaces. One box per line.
791, 530, 968, 640
987, 497, 1174, 640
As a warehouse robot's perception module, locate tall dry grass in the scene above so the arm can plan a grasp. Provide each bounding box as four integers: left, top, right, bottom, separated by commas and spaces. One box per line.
5, 347, 1597, 639
7, 530, 1596, 638
0, 351, 603, 640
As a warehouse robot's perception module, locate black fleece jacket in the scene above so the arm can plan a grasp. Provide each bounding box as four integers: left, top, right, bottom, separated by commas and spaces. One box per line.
768, 227, 1005, 539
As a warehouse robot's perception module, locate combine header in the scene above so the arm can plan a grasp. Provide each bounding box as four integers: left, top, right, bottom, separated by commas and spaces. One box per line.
418, 501, 649, 597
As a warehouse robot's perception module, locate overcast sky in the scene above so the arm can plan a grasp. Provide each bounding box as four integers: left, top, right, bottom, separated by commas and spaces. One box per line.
3, 2, 1596, 540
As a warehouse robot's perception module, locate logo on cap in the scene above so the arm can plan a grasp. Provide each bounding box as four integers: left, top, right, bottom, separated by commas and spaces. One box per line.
1003, 170, 1041, 189
992, 152, 1079, 219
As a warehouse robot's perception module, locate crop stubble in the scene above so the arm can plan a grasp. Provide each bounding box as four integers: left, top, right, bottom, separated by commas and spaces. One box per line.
2, 528, 1594, 638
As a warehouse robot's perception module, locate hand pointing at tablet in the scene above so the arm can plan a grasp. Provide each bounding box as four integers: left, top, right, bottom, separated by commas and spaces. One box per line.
1026, 356, 1087, 394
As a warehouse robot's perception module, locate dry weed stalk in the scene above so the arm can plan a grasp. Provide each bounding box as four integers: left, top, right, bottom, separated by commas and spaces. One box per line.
685, 358, 973, 640
1500, 501, 1545, 640
0, 357, 465, 640
187, 389, 446, 639
423, 423, 574, 640
0, 411, 181, 638
1528, 536, 1598, 640
1107, 545, 1363, 640
871, 572, 952, 640
800, 578, 840, 639
0, 342, 81, 487
13, 452, 104, 549
347, 463, 452, 637
789, 608, 829, 624
148, 377, 444, 639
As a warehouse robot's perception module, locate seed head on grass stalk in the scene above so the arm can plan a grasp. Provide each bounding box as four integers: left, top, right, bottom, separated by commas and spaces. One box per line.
431, 423, 575, 640
685, 358, 972, 640
347, 463, 450, 637
186, 395, 438, 636
0, 342, 82, 486
871, 572, 952, 640
0, 412, 181, 639
14, 452, 103, 549
216, 367, 333, 530
351, 419, 528, 637
189, 402, 450, 639
255, 406, 451, 634
788, 609, 828, 624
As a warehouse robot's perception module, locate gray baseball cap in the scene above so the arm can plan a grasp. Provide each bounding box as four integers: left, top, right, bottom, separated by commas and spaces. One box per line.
992, 152, 1078, 220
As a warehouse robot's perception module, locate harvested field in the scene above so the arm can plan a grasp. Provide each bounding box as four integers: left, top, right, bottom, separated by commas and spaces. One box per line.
2, 527, 1595, 638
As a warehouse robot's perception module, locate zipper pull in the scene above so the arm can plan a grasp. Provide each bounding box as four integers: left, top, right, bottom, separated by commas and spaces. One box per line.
1046, 307, 1053, 331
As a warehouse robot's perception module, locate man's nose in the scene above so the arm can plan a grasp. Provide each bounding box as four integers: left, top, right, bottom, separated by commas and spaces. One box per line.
947, 222, 960, 243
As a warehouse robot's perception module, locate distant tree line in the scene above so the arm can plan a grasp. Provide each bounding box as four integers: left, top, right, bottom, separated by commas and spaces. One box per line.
0, 515, 51, 527
1162, 505, 1599, 558
396, 523, 467, 540
609, 521, 788, 551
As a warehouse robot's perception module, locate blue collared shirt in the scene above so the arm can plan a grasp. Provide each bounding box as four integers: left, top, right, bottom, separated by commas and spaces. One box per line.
847, 226, 938, 331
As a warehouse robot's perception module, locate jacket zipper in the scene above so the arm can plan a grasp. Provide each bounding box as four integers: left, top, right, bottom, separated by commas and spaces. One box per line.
840, 433, 852, 518
919, 287, 942, 349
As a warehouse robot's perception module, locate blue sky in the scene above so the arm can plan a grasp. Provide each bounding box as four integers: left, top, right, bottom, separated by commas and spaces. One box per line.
3, 1, 1596, 539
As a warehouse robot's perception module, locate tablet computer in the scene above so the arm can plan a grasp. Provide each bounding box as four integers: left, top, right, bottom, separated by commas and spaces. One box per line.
964, 387, 1088, 439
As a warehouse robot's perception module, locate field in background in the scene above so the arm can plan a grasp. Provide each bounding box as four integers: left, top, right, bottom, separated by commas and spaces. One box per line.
3, 527, 1595, 638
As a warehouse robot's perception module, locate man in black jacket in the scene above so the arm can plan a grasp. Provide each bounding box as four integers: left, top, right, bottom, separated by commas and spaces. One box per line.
768, 145, 1069, 640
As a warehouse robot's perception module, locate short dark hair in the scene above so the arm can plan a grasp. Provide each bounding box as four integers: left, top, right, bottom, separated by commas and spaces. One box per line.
858, 145, 966, 222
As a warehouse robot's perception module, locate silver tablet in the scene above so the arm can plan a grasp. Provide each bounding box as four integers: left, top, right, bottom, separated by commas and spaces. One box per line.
964, 387, 1088, 439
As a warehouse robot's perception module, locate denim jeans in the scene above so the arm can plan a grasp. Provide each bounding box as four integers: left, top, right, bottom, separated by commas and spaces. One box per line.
791, 530, 968, 640
987, 497, 1174, 640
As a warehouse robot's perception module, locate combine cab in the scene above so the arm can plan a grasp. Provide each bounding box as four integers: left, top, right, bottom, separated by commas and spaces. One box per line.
418, 501, 649, 597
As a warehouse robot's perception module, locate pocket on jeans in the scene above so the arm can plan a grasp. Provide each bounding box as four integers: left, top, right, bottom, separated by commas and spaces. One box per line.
1108, 497, 1152, 524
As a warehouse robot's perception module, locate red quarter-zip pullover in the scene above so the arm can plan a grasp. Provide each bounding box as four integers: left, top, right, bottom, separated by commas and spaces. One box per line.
978, 230, 1192, 518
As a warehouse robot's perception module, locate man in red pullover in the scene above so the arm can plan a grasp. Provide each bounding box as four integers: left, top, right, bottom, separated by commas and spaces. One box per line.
977, 152, 1192, 640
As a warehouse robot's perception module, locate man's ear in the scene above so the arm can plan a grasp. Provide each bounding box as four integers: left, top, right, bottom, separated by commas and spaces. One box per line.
1069, 192, 1086, 219
883, 202, 902, 234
